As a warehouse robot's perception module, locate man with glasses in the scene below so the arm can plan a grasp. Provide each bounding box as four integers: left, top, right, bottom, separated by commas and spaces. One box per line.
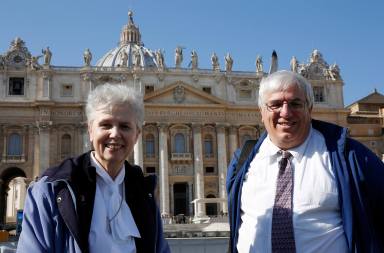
227, 70, 384, 253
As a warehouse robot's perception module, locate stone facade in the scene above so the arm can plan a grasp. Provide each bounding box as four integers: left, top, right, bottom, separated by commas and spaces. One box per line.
1, 12, 378, 225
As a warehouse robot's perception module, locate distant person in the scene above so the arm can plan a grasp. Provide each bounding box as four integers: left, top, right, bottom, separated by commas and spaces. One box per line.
227, 71, 384, 253
17, 84, 170, 253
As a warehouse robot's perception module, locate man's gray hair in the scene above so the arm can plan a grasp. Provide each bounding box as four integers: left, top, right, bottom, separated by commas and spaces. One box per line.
86, 83, 144, 129
258, 70, 314, 109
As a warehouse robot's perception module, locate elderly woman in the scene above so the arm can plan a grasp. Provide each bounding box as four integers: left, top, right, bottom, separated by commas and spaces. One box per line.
17, 84, 170, 253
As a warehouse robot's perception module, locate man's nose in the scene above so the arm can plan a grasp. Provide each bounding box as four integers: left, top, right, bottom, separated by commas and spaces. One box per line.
109, 126, 121, 137
280, 102, 292, 117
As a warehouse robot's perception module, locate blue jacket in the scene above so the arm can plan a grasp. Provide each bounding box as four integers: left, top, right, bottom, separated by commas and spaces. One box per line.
227, 119, 384, 253
17, 151, 170, 253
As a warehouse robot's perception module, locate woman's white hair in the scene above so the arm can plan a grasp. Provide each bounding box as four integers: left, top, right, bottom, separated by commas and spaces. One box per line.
86, 83, 144, 129
258, 70, 314, 109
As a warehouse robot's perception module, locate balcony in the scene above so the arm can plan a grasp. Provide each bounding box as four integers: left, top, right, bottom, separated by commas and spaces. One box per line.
1, 155, 25, 163
171, 153, 192, 161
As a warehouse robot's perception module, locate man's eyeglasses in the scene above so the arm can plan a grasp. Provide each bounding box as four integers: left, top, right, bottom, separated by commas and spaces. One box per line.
265, 99, 307, 112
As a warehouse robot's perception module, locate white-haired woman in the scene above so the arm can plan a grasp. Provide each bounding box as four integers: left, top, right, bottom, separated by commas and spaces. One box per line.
17, 84, 170, 253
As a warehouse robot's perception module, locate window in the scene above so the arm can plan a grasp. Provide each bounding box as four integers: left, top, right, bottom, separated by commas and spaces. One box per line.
7, 133, 22, 156
239, 89, 252, 99
313, 86, 324, 102
61, 134, 71, 159
205, 167, 215, 174
9, 77, 25, 95
61, 84, 73, 97
204, 135, 213, 158
174, 133, 186, 153
202, 87, 211, 94
145, 85, 154, 94
145, 134, 155, 157
146, 167, 156, 174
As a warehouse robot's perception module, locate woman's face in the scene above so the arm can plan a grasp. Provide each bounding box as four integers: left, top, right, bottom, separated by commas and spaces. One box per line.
88, 105, 140, 173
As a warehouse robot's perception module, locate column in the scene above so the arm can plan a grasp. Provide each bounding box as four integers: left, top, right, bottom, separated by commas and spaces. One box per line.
216, 124, 228, 213
21, 125, 28, 161
2, 125, 7, 161
192, 123, 206, 217
188, 181, 193, 216
228, 125, 239, 159
134, 132, 143, 168
32, 127, 40, 179
158, 124, 170, 215
81, 123, 90, 153
37, 121, 51, 175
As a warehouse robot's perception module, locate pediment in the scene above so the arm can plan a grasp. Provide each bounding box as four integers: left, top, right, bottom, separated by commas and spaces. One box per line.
144, 82, 228, 106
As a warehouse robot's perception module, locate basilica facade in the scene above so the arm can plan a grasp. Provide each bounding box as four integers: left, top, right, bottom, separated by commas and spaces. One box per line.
1, 12, 377, 225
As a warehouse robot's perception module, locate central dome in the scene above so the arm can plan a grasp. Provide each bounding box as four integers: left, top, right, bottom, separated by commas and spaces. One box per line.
96, 11, 159, 69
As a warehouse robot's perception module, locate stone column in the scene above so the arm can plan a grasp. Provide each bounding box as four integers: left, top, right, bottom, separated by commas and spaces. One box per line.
2, 126, 6, 162
21, 125, 28, 161
81, 123, 91, 153
228, 125, 239, 159
216, 124, 228, 213
158, 123, 170, 215
37, 121, 52, 174
134, 133, 143, 168
188, 181, 193, 216
32, 127, 40, 179
192, 123, 206, 217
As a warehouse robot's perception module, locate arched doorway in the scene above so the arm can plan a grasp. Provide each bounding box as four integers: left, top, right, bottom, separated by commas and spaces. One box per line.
0, 167, 27, 225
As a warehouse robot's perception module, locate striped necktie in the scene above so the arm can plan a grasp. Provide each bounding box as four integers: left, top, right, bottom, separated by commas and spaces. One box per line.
271, 150, 296, 252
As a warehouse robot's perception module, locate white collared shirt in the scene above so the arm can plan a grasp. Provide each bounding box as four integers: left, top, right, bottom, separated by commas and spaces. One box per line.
237, 127, 348, 253
88, 152, 140, 253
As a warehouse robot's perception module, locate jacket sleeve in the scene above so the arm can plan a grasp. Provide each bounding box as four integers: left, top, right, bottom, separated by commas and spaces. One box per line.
348, 138, 384, 250
16, 179, 57, 253
226, 148, 241, 196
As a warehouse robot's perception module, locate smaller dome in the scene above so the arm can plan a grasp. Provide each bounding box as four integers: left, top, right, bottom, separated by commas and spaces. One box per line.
96, 11, 160, 69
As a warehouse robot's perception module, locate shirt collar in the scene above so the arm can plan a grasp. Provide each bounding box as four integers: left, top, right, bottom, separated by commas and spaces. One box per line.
90, 151, 125, 186
258, 125, 313, 163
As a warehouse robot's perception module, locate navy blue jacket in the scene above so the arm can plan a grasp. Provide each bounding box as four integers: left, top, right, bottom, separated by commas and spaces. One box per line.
17, 151, 170, 253
227, 119, 384, 253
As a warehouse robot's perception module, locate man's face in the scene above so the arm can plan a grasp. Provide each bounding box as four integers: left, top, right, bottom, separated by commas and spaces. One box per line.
88, 105, 140, 172
261, 85, 312, 150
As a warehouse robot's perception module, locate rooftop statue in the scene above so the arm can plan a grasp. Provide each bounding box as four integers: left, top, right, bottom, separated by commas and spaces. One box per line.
256, 55, 263, 73
83, 48, 92, 66
175, 46, 183, 68
290, 56, 298, 73
211, 52, 219, 71
120, 50, 128, 67
191, 50, 198, 70
225, 53, 233, 73
42, 47, 52, 66
156, 49, 165, 69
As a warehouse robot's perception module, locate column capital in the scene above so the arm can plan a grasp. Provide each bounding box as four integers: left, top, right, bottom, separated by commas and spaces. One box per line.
36, 121, 53, 132
229, 125, 239, 134
191, 123, 202, 131
157, 123, 169, 132
215, 123, 229, 132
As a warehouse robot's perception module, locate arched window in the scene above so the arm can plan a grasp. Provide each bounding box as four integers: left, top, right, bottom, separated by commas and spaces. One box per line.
204, 135, 213, 158
7, 133, 22, 156
241, 134, 252, 147
174, 133, 185, 153
61, 134, 71, 158
145, 134, 155, 157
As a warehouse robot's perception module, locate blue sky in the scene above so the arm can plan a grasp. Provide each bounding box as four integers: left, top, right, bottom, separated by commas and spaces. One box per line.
1, 0, 383, 106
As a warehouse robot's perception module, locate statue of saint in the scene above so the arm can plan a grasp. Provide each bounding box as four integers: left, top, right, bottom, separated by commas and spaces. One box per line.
175, 46, 183, 68
211, 52, 219, 71
328, 63, 341, 80
29, 55, 42, 70
83, 48, 92, 66
191, 50, 198, 69
225, 53, 233, 72
120, 50, 128, 67
156, 49, 164, 69
290, 56, 298, 73
134, 49, 141, 67
256, 55, 263, 73
42, 47, 52, 66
